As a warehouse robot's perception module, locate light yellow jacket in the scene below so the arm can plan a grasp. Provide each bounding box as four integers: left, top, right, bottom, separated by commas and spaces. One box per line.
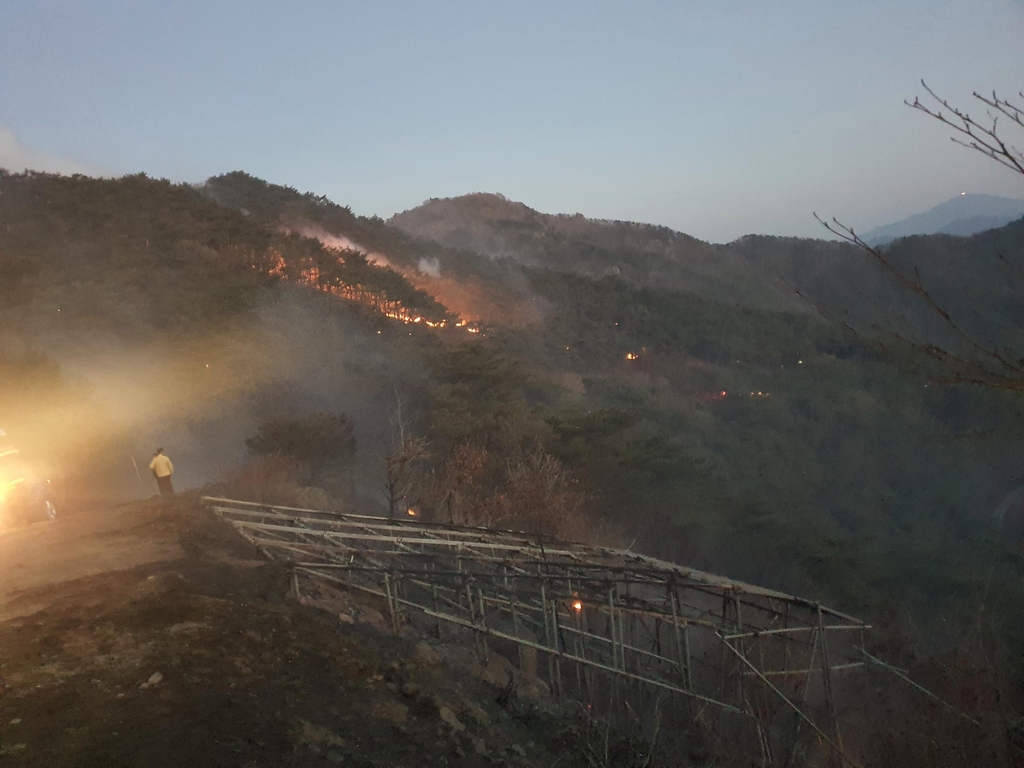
149, 454, 173, 478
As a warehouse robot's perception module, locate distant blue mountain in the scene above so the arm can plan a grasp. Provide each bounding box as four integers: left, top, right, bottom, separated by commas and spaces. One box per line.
864, 194, 1024, 245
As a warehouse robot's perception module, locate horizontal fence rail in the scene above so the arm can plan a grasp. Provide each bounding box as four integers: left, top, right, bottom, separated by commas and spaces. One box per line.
206, 496, 868, 767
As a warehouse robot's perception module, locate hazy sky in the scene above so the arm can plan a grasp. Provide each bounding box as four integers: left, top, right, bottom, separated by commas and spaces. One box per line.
1, 0, 1021, 242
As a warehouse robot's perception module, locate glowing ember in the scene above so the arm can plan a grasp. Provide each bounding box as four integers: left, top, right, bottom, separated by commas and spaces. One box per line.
625, 352, 638, 361
572, 600, 583, 612
407, 508, 419, 517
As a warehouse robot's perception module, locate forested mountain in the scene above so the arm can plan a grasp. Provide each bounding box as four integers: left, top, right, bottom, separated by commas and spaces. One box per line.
389, 192, 813, 311
863, 193, 1024, 245
4, 171, 1024, 755
392, 192, 1024, 369
203, 173, 541, 324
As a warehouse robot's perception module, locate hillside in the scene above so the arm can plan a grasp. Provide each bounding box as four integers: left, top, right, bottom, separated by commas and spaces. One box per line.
389, 193, 811, 312
3, 170, 1024, 765
390, 192, 1024, 372
0, 171, 451, 343
3, 170, 1022, 599
0, 170, 452, 503
202, 173, 541, 325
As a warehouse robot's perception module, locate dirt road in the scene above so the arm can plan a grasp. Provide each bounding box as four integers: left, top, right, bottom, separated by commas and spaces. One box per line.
0, 501, 181, 621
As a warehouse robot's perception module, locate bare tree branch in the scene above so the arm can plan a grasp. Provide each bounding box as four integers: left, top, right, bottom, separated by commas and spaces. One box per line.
906, 81, 1024, 177
812, 213, 1024, 391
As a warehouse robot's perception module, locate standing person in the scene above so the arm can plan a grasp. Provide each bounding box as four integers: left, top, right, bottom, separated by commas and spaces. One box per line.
149, 448, 174, 496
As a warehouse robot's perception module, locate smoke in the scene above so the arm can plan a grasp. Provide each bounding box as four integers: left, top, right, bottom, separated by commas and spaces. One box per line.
294, 225, 364, 254
286, 220, 545, 325
417, 257, 442, 278
292, 223, 395, 269
365, 252, 394, 269
19, 285, 428, 509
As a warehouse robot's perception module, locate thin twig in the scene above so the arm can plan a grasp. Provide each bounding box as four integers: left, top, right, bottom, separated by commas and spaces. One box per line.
813, 213, 1024, 390
907, 81, 1024, 176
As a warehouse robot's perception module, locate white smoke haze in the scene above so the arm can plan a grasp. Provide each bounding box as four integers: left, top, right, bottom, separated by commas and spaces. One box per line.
294, 223, 395, 269
294, 224, 365, 253
0, 126, 97, 176
27, 285, 422, 507
289, 220, 544, 325
364, 251, 394, 269
417, 257, 442, 278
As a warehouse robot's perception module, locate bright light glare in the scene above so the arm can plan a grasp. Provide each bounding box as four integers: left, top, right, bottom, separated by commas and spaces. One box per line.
0, 477, 26, 501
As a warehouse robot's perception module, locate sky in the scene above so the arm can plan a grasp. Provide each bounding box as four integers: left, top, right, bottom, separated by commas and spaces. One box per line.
0, 0, 1021, 243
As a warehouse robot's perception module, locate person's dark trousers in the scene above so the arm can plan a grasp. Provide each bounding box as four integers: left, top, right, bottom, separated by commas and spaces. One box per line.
156, 475, 174, 496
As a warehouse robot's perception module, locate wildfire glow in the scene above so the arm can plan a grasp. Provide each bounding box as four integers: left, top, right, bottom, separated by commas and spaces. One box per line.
267, 252, 481, 333
572, 600, 583, 612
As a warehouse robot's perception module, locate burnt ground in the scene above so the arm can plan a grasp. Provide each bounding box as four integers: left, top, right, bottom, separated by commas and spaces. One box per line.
0, 495, 651, 768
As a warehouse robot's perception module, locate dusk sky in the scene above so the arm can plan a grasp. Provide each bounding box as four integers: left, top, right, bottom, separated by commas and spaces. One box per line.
1, 0, 1021, 242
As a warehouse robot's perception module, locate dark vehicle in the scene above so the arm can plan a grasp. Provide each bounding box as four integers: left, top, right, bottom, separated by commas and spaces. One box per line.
0, 445, 58, 530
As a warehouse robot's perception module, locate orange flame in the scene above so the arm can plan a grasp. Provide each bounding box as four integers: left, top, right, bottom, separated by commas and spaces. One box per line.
267, 251, 488, 333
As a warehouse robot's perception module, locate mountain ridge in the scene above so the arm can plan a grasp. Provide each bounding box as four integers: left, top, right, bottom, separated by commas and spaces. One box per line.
388, 192, 814, 313
864, 193, 1024, 245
